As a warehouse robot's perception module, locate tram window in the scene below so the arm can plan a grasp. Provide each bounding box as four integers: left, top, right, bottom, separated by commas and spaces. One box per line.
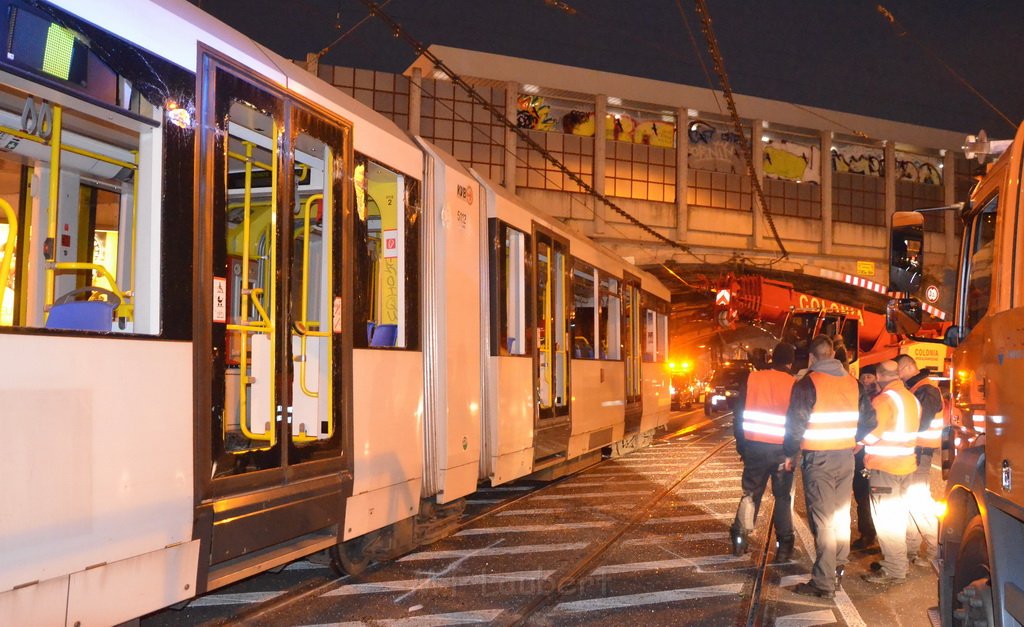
286, 108, 346, 462
599, 275, 620, 360
643, 309, 657, 362
965, 196, 997, 330
489, 220, 529, 356
656, 311, 668, 362
211, 71, 285, 472
572, 261, 597, 359
352, 153, 420, 349
0, 33, 194, 335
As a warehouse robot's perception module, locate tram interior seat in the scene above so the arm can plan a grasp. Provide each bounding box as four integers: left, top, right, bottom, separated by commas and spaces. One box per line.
370, 323, 397, 347
366, 321, 375, 343
573, 337, 594, 359
507, 337, 517, 354
45, 300, 115, 332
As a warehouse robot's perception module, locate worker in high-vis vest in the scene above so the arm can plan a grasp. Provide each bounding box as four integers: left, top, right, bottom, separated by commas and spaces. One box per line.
783, 335, 876, 599
730, 342, 797, 561
896, 354, 943, 567
860, 360, 922, 585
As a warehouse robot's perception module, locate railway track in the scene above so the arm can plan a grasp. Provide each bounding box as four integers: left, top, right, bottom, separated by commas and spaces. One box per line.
147, 411, 855, 626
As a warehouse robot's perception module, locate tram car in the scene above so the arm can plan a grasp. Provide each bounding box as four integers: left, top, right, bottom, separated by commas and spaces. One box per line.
0, 0, 672, 623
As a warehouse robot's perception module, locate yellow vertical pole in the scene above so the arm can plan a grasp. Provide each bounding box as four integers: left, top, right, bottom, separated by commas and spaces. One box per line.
44, 104, 63, 311
268, 120, 278, 441
129, 149, 139, 306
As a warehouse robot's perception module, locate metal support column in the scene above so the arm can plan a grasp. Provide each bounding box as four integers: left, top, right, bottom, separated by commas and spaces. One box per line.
943, 150, 957, 268
751, 119, 765, 249
820, 129, 833, 255
408, 67, 422, 136
675, 106, 689, 242
593, 94, 607, 234
884, 141, 896, 225
504, 82, 518, 192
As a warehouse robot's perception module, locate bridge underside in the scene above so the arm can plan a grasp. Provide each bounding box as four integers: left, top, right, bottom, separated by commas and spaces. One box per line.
642, 260, 893, 367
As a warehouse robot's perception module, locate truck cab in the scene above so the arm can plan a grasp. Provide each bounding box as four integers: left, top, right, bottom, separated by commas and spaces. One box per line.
888, 123, 1024, 627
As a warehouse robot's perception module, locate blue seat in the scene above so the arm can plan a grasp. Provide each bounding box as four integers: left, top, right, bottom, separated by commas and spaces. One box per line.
366, 321, 376, 343
46, 300, 115, 332
370, 323, 397, 347
507, 337, 517, 354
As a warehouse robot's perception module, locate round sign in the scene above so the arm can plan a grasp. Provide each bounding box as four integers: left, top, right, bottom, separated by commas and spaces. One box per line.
925, 285, 940, 303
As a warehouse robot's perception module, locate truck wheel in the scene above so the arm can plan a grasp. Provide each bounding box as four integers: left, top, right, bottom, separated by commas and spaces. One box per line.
951, 516, 993, 627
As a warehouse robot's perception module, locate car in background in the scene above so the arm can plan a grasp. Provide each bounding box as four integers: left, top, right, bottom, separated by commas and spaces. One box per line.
704, 361, 754, 415
670, 374, 702, 410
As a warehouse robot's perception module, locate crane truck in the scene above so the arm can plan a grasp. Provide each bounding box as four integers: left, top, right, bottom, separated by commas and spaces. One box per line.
887, 123, 1024, 627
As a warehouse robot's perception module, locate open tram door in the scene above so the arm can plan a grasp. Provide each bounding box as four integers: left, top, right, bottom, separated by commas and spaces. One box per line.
194, 51, 352, 591
623, 273, 643, 433
532, 225, 571, 467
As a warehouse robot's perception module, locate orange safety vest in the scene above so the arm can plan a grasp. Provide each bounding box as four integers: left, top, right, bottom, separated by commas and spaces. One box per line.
801, 371, 860, 451
911, 377, 943, 449
862, 383, 921, 475
741, 369, 795, 445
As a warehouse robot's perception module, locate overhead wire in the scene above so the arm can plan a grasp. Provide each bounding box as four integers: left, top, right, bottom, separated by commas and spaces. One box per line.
877, 4, 1015, 133
691, 0, 787, 260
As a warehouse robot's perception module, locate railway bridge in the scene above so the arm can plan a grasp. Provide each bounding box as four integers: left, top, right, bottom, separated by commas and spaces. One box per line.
310, 45, 968, 355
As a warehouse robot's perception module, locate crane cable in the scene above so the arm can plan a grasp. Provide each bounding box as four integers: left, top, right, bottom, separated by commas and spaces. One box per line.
693, 0, 788, 260
359, 0, 691, 253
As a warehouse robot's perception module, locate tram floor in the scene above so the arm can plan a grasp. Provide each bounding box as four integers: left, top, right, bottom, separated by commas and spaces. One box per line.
141, 409, 940, 626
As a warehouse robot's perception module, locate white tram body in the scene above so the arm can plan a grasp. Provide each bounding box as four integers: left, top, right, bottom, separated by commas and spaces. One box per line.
0, 1, 671, 623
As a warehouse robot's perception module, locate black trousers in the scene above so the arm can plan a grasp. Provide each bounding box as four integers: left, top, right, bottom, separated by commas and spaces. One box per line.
734, 440, 794, 541
853, 448, 876, 539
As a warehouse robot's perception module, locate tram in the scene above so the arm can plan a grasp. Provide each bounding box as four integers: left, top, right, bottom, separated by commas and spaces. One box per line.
0, 1, 672, 623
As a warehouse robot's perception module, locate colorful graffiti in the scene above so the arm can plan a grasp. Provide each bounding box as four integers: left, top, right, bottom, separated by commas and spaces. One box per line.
516, 95, 556, 131
763, 138, 820, 183
687, 119, 745, 174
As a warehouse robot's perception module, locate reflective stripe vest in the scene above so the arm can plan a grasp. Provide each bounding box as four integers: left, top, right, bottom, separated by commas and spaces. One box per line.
862, 382, 921, 475
741, 369, 795, 445
910, 377, 943, 449
801, 371, 860, 451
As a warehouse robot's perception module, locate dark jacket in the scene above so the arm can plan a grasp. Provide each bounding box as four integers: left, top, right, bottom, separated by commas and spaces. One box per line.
783, 358, 877, 458
906, 368, 944, 441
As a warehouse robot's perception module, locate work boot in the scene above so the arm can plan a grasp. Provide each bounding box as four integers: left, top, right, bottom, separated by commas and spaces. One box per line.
835, 565, 845, 589
862, 570, 907, 585
792, 582, 835, 599
851, 535, 877, 550
773, 536, 795, 563
730, 527, 750, 556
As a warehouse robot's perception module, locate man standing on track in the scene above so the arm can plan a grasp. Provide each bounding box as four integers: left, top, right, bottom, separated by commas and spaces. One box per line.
852, 365, 880, 550
895, 354, 943, 567
860, 360, 922, 585
783, 335, 876, 599
731, 342, 797, 562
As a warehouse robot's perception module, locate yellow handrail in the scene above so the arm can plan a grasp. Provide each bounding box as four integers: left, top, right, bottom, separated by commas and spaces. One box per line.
539, 250, 554, 410
300, 194, 322, 325
51, 261, 133, 320
44, 104, 62, 310
0, 198, 15, 307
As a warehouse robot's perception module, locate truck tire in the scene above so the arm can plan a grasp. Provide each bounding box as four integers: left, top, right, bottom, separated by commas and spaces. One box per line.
951, 515, 994, 627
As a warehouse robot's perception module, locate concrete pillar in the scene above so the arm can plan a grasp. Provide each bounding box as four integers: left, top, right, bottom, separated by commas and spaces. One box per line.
675, 107, 689, 242
593, 94, 608, 233
504, 81, 518, 193
408, 67, 422, 136
943, 150, 957, 267
819, 130, 833, 255
751, 119, 765, 249
305, 52, 318, 75
884, 141, 896, 224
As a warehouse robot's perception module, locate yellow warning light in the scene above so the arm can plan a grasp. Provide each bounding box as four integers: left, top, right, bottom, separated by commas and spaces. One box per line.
934, 500, 948, 519
681, 360, 692, 371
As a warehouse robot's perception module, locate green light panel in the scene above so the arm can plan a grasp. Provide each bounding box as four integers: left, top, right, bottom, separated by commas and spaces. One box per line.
42, 24, 75, 81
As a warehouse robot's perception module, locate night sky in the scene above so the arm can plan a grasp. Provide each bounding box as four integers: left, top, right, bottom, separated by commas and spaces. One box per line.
195, 0, 1024, 136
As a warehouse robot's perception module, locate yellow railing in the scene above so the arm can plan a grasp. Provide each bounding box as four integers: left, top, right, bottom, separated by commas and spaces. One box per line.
7, 104, 141, 324
50, 261, 132, 319
0, 198, 15, 305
